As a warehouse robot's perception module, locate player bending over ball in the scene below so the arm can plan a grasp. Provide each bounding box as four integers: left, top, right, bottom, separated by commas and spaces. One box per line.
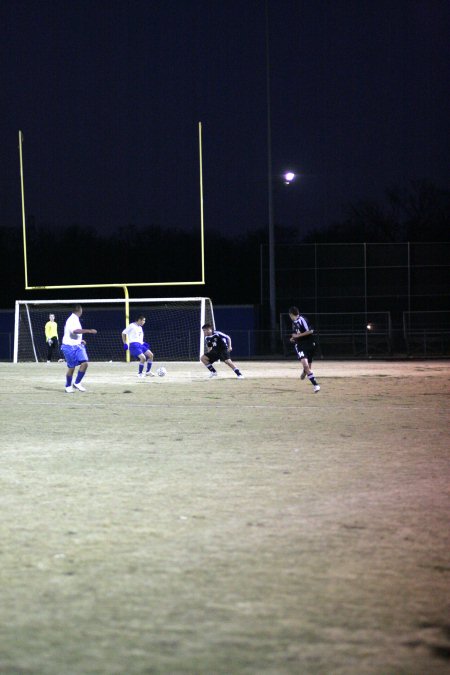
288, 306, 320, 392
201, 323, 244, 378
122, 315, 154, 378
61, 305, 97, 393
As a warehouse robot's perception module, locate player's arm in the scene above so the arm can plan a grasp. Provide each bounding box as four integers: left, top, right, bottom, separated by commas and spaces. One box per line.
290, 329, 313, 342
121, 327, 130, 349
218, 331, 232, 350
72, 328, 97, 335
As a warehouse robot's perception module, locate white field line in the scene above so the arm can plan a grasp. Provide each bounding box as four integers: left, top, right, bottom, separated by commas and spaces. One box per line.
0, 399, 427, 411
4, 359, 450, 376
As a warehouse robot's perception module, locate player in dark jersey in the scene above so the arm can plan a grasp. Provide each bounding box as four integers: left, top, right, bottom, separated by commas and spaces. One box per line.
288, 306, 320, 392
201, 323, 244, 378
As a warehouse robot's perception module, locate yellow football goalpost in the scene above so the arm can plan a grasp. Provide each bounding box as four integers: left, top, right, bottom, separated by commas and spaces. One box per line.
18, 124, 206, 361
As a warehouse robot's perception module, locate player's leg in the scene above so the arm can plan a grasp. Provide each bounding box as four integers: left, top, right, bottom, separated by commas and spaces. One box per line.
61, 345, 77, 392
295, 344, 319, 391
201, 352, 218, 377
224, 358, 244, 378
73, 345, 89, 391
301, 354, 320, 392
64, 366, 75, 392
300, 355, 312, 376
296, 346, 309, 374
306, 346, 320, 391
129, 343, 146, 377
144, 347, 154, 376
136, 353, 146, 377
295, 345, 310, 376
73, 362, 88, 391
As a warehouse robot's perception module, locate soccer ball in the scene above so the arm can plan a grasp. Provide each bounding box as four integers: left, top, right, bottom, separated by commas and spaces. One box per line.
156, 367, 167, 377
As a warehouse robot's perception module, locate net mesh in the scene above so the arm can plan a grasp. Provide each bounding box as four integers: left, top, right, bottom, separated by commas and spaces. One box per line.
15, 298, 214, 362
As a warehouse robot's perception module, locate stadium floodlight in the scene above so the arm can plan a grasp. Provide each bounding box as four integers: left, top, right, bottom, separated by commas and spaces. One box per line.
283, 171, 295, 184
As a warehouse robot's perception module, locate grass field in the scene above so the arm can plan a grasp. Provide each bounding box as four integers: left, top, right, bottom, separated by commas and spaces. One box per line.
0, 360, 449, 674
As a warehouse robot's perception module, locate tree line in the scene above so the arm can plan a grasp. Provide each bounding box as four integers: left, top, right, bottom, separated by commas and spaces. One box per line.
1, 180, 448, 311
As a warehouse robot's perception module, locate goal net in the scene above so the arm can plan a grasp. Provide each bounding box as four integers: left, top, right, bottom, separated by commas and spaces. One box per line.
14, 297, 215, 363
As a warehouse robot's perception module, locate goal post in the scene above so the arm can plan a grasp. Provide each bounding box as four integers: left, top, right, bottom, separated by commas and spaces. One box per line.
18, 125, 206, 290
14, 297, 215, 363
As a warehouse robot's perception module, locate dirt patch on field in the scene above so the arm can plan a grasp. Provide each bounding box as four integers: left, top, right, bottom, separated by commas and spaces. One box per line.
0, 361, 449, 674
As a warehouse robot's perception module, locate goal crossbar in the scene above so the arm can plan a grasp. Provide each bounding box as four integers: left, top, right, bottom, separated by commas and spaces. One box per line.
14, 297, 215, 363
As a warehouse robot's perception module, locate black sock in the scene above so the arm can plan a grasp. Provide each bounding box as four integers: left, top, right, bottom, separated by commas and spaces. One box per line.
308, 373, 317, 386
207, 364, 216, 373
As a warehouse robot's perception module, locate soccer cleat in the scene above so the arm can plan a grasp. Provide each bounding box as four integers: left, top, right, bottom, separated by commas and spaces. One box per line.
146, 371, 155, 377
65, 386, 74, 393
314, 384, 321, 393
208, 371, 218, 378
73, 382, 86, 392
137, 373, 145, 379
300, 369, 307, 380
236, 373, 244, 378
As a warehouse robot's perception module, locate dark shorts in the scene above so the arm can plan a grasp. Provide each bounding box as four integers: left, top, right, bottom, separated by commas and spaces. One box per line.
294, 340, 316, 363
204, 349, 230, 364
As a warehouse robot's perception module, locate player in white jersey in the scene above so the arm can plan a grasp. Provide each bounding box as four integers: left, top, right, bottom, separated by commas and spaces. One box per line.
61, 305, 97, 393
122, 315, 154, 378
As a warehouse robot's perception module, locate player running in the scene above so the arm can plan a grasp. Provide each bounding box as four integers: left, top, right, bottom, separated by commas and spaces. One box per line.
61, 305, 97, 393
288, 306, 320, 392
201, 323, 244, 378
122, 315, 154, 378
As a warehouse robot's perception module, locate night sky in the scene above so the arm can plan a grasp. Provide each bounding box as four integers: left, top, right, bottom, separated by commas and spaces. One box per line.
1, 0, 449, 241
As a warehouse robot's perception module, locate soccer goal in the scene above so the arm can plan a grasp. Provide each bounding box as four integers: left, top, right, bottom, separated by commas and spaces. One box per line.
14, 297, 215, 363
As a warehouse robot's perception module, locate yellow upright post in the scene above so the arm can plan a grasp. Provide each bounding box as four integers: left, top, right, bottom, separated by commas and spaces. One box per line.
17, 127, 205, 292
123, 285, 130, 363
18, 131, 29, 289
198, 122, 205, 284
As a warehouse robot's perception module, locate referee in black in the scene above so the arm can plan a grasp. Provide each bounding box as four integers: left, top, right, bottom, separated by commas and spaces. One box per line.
288, 306, 320, 392
201, 323, 244, 378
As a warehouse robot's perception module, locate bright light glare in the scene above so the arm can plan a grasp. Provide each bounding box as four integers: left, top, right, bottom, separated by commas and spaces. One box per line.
284, 171, 295, 183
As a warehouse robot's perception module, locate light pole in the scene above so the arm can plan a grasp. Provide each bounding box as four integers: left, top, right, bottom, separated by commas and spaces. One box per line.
265, 1, 297, 350
265, 1, 276, 346
267, 167, 296, 350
